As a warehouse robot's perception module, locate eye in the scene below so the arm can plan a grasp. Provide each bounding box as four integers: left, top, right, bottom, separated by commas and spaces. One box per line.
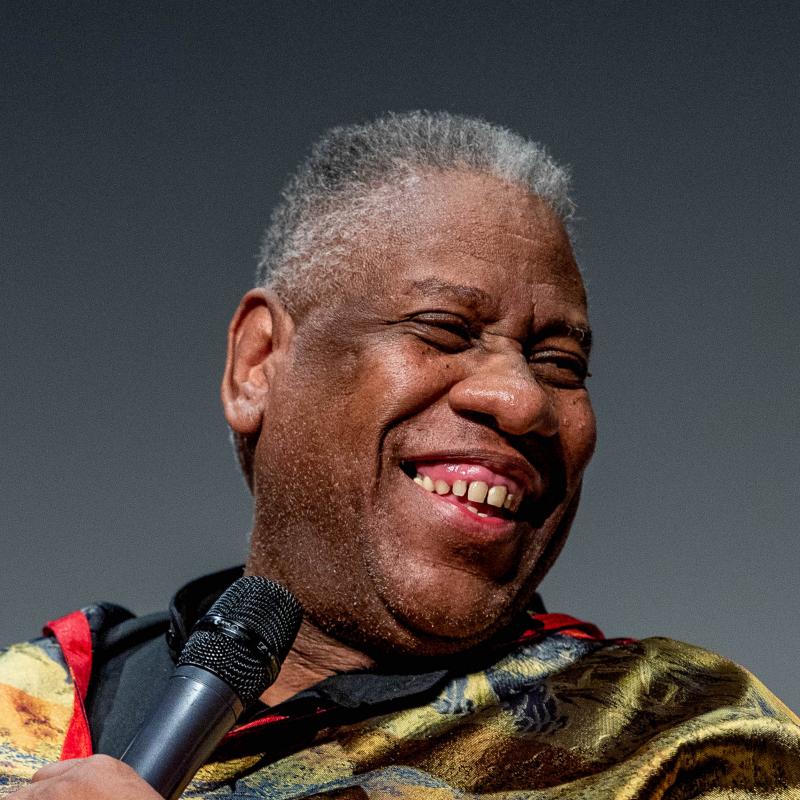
530, 350, 590, 388
407, 313, 473, 352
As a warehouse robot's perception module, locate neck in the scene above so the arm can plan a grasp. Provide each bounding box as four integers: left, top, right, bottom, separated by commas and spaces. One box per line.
260, 618, 376, 706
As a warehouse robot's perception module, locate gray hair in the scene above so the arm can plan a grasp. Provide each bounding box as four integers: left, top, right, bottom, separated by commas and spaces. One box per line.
237, 111, 575, 485
257, 110, 575, 314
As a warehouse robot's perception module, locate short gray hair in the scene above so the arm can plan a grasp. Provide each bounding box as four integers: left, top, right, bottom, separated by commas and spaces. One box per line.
257, 110, 575, 314
237, 111, 575, 485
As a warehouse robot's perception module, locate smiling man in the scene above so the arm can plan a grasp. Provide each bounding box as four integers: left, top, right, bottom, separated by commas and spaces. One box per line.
229, 167, 593, 676
2, 112, 799, 798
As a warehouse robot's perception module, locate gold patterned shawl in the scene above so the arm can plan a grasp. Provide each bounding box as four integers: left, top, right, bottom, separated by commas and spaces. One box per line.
1, 610, 798, 798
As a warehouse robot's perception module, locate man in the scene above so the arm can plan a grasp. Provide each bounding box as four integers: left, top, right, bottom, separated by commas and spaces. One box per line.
2, 112, 798, 798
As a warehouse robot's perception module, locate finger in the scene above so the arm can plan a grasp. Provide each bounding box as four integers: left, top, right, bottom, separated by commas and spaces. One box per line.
31, 758, 85, 782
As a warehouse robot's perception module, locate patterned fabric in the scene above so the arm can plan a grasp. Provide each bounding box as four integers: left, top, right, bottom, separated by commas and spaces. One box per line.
1, 608, 799, 798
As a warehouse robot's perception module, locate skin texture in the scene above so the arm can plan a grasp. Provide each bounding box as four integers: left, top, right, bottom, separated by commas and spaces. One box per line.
226, 171, 596, 703
12, 757, 162, 799
6, 171, 595, 797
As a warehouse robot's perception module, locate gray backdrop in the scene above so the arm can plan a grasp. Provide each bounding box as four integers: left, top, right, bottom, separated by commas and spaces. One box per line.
2, 1, 798, 712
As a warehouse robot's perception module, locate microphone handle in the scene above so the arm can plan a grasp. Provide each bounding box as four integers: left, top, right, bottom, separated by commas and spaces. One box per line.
120, 665, 244, 800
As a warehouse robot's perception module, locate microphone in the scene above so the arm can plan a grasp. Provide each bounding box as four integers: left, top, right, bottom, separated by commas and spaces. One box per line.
119, 576, 302, 800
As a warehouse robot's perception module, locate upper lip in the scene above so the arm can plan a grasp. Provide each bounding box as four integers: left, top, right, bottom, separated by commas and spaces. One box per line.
399, 448, 544, 499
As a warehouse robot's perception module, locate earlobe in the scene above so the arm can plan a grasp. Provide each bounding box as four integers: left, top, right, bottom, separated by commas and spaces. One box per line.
222, 288, 293, 435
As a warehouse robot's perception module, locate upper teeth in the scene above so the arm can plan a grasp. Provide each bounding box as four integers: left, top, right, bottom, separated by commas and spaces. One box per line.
413, 473, 518, 511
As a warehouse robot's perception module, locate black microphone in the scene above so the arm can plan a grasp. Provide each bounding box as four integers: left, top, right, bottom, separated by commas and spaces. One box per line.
119, 576, 302, 800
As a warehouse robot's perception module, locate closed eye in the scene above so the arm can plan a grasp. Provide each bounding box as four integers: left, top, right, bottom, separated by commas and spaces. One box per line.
406, 313, 473, 352
530, 350, 590, 388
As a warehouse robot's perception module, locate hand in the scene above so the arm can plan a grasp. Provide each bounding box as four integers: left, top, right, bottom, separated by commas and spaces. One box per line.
8, 756, 163, 799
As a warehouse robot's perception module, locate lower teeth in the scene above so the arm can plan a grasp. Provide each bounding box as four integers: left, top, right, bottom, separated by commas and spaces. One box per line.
466, 504, 493, 519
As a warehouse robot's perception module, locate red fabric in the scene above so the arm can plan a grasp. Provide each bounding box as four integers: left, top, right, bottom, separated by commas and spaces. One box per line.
223, 707, 329, 741
45, 611, 94, 760
42, 606, 618, 752
221, 611, 613, 740
519, 612, 607, 642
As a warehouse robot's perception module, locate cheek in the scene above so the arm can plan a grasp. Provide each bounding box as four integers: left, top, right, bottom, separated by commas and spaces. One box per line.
276, 343, 449, 487
558, 394, 597, 475
355, 344, 456, 423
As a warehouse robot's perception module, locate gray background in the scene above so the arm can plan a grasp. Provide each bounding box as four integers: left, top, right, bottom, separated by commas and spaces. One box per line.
2, 2, 798, 711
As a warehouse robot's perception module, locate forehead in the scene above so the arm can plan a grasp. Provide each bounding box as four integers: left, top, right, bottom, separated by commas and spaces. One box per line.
362, 171, 586, 316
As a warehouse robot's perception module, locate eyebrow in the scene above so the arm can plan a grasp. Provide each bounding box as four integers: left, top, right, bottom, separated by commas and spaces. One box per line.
410, 278, 496, 309
410, 277, 592, 355
538, 320, 593, 356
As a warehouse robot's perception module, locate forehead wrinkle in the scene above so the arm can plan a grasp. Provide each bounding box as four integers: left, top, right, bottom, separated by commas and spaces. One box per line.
500, 229, 563, 248
427, 226, 575, 275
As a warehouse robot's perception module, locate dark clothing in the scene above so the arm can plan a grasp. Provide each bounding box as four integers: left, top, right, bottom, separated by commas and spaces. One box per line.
2, 569, 799, 798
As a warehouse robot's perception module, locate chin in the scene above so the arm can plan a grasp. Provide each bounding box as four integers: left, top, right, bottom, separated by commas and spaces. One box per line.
369, 564, 529, 657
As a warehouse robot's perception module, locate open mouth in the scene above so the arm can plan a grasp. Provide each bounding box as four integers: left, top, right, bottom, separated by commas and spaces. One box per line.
400, 461, 526, 523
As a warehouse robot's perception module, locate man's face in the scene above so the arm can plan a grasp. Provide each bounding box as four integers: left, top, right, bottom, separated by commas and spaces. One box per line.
246, 171, 596, 658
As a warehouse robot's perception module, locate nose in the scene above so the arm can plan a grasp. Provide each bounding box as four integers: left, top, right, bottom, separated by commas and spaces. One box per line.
447, 353, 559, 438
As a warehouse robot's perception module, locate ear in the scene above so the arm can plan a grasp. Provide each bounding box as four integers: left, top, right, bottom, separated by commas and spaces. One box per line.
222, 288, 294, 435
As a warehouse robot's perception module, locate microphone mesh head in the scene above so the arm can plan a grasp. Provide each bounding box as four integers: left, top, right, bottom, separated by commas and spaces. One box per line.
177, 576, 302, 705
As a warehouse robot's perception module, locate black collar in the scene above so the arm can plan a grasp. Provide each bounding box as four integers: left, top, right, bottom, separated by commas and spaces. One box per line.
92, 567, 548, 758
166, 565, 245, 660
164, 566, 547, 712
